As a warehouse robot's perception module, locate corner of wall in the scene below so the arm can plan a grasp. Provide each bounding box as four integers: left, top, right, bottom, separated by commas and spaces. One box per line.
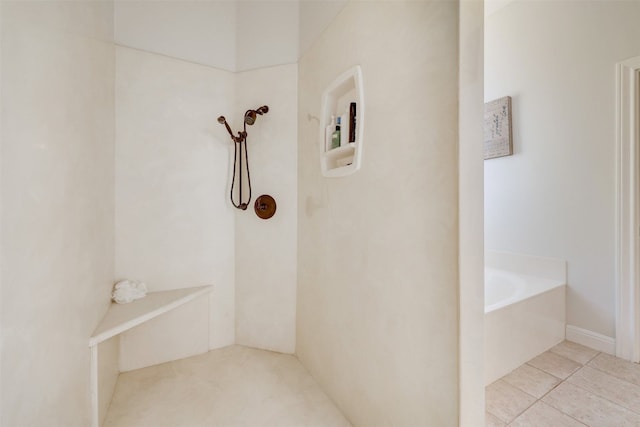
98, 337, 120, 426
234, 63, 298, 354
1, 1, 117, 424
458, 0, 485, 425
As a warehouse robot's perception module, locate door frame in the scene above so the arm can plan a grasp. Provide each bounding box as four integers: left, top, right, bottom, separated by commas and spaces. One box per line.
615, 56, 640, 362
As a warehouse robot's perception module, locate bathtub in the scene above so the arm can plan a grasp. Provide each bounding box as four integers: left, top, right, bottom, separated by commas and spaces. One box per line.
484, 253, 566, 385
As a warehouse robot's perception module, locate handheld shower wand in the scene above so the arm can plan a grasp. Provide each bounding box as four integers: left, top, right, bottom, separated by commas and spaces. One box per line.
217, 106, 269, 211
217, 116, 246, 143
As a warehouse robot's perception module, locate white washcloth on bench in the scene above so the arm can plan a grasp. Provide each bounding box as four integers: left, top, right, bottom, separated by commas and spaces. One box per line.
112, 280, 148, 304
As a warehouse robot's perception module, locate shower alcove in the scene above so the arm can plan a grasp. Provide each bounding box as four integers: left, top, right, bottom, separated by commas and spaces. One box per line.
320, 66, 364, 177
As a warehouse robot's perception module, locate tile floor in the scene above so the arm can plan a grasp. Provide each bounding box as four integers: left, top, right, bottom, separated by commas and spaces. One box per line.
486, 340, 640, 426
103, 345, 352, 427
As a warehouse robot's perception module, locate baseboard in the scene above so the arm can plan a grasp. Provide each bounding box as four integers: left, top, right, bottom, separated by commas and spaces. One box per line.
566, 325, 615, 355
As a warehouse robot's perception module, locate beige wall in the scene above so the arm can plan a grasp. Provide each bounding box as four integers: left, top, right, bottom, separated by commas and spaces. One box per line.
0, 0, 3, 417
484, 1, 640, 339
296, 1, 460, 425
459, 0, 485, 424
115, 46, 236, 370
115, 1, 237, 71
298, 0, 347, 57
114, 0, 344, 72
0, 1, 469, 424
1, 1, 115, 425
235, 64, 298, 354
115, 48, 299, 366
235, 2, 298, 71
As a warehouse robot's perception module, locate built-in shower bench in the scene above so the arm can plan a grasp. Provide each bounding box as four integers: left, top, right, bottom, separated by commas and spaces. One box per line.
89, 285, 213, 427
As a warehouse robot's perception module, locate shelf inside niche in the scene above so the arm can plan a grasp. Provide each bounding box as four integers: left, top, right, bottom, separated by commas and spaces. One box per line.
320, 66, 364, 178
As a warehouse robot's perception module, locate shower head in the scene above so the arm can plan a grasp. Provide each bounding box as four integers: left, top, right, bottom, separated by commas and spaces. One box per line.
244, 111, 256, 126
217, 116, 226, 124
244, 105, 269, 126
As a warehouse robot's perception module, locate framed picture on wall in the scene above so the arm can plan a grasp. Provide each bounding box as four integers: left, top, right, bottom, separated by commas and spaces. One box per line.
484, 96, 513, 160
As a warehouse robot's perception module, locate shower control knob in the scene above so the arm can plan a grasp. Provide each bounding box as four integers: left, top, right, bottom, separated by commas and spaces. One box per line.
254, 195, 276, 220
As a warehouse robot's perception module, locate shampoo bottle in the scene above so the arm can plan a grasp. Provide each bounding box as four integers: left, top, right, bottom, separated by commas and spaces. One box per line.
340, 110, 349, 147
325, 115, 335, 151
331, 117, 341, 149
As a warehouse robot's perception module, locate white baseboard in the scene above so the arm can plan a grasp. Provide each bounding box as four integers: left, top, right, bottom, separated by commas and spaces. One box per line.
566, 325, 615, 355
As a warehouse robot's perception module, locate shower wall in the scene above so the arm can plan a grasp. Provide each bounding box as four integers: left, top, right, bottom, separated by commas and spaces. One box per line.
298, 0, 348, 55
458, 0, 485, 424
115, 1, 302, 73
236, 2, 299, 71
115, 46, 236, 370
114, 47, 298, 365
1, 1, 115, 425
297, 1, 460, 425
235, 64, 298, 354
112, 0, 302, 362
114, 1, 236, 71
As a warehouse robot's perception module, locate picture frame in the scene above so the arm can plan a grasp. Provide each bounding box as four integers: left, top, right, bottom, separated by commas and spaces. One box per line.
484, 96, 513, 160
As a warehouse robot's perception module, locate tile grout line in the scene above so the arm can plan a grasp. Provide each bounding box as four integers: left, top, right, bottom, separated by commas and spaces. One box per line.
582, 350, 601, 364
530, 353, 591, 425
503, 392, 538, 426
517, 349, 640, 425
491, 344, 640, 426
507, 349, 594, 426
585, 354, 640, 390
496, 354, 574, 424
510, 372, 577, 426
506, 401, 590, 427
504, 385, 538, 425
536, 380, 590, 427
486, 378, 538, 425
486, 409, 508, 426
565, 368, 640, 417
505, 365, 589, 427
548, 347, 601, 366
521, 360, 570, 398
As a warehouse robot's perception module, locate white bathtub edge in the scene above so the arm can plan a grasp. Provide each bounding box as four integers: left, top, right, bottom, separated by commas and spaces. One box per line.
486, 250, 566, 282
484, 270, 565, 314
566, 325, 615, 355
484, 286, 566, 385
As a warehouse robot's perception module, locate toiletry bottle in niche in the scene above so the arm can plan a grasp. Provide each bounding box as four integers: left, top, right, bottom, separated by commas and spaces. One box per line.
331, 117, 341, 149
326, 115, 335, 152
349, 102, 356, 143
340, 110, 349, 147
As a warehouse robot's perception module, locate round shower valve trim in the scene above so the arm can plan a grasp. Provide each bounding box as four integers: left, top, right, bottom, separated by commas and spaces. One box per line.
254, 195, 276, 220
